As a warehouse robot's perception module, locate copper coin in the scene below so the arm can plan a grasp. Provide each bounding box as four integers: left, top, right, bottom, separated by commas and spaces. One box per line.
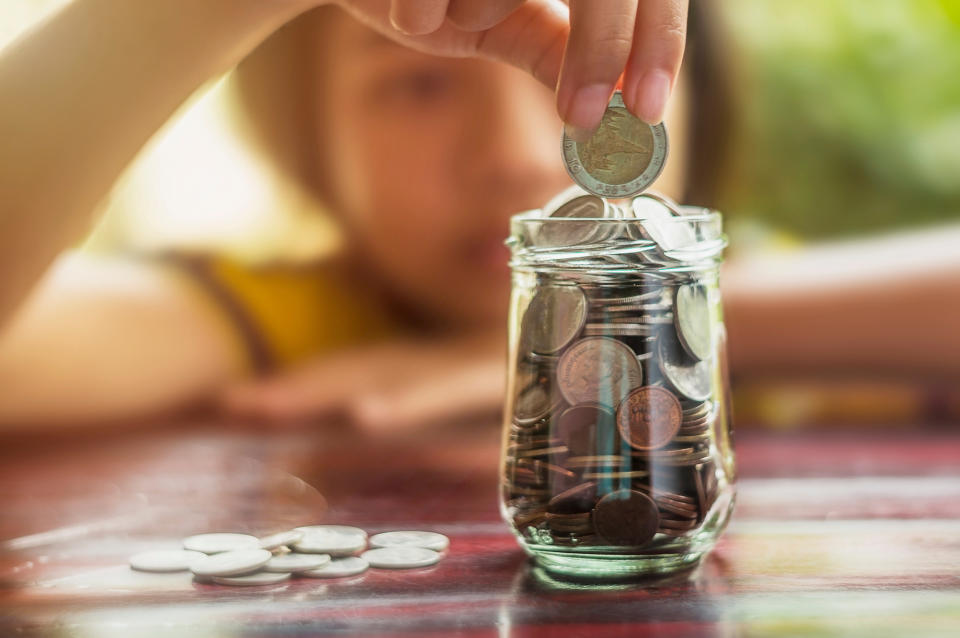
564, 455, 623, 468
658, 518, 698, 531
547, 482, 598, 514
592, 489, 660, 546
581, 470, 649, 480
616, 386, 682, 451
552, 403, 617, 457
656, 498, 699, 518
557, 337, 643, 406
520, 286, 588, 356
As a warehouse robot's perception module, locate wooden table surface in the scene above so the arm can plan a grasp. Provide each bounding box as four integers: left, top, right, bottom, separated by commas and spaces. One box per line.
1, 419, 959, 637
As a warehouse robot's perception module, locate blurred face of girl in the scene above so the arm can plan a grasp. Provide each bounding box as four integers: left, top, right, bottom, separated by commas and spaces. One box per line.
321, 16, 685, 330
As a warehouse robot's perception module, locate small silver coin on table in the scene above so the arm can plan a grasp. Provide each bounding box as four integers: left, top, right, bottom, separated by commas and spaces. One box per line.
369, 531, 450, 552
300, 556, 370, 578
258, 529, 304, 551
263, 552, 331, 573
190, 548, 273, 577
293, 527, 367, 556
361, 546, 441, 569
182, 533, 260, 554
129, 549, 205, 573
212, 572, 292, 587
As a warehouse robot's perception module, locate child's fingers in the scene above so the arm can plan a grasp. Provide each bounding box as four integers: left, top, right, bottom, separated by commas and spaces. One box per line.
446, 0, 526, 32
554, 0, 638, 139
389, 0, 450, 35
350, 359, 504, 433
622, 0, 688, 124
470, 0, 570, 88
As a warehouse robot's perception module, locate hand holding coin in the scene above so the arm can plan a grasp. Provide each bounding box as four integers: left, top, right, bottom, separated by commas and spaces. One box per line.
336, 0, 688, 131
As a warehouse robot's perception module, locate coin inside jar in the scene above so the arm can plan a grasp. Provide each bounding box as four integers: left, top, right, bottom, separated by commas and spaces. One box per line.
562, 92, 668, 198
552, 403, 617, 457
520, 285, 588, 356
616, 386, 682, 450
557, 337, 643, 407
658, 338, 712, 402
674, 284, 713, 361
592, 489, 660, 546
536, 192, 617, 247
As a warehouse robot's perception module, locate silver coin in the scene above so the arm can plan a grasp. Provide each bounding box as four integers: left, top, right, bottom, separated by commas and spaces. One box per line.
512, 363, 556, 426
300, 556, 370, 579
556, 337, 643, 406
675, 284, 713, 361
293, 527, 367, 556
211, 572, 291, 587
631, 195, 697, 252
361, 546, 441, 569
295, 525, 368, 539
562, 91, 668, 198
658, 339, 712, 401
536, 194, 608, 247
129, 549, 205, 573
263, 552, 331, 573
190, 548, 272, 577
369, 531, 450, 552
182, 533, 260, 554
519, 285, 588, 355
259, 530, 304, 551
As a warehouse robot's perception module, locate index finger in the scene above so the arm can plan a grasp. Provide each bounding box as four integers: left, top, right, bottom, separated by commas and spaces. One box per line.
556, 0, 639, 140
622, 0, 688, 124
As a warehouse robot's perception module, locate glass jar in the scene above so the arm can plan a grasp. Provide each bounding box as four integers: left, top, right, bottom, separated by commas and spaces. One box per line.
499, 188, 735, 580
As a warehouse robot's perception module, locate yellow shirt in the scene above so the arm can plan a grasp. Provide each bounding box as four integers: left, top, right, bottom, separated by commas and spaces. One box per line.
162, 253, 396, 373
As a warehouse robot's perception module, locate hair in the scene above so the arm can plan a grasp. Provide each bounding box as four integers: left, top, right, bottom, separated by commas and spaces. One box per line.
233, 0, 736, 209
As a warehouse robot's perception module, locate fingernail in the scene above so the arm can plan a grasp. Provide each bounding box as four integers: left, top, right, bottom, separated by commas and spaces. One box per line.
564, 123, 597, 143
632, 69, 671, 125
561, 83, 613, 133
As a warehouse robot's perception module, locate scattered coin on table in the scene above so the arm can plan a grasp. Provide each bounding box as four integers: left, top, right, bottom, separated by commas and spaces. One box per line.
369, 531, 450, 552
128, 549, 205, 573
263, 552, 331, 573
361, 547, 441, 570
301, 556, 370, 579
212, 572, 292, 587
182, 533, 260, 554
129, 526, 445, 586
190, 548, 273, 578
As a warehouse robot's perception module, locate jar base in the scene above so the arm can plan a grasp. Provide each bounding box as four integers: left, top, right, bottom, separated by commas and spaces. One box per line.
528, 544, 707, 581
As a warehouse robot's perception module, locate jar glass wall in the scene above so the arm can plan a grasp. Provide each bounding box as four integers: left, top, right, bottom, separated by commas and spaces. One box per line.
500, 192, 735, 580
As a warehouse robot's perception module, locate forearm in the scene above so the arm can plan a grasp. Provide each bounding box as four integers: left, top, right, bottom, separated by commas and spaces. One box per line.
0, 254, 247, 430
723, 225, 960, 379
0, 0, 316, 326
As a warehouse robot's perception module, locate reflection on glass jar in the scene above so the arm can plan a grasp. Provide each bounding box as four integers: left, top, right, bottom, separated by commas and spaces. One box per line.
500, 188, 735, 580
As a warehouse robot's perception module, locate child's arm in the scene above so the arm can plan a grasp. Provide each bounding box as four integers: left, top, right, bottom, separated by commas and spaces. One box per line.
0, 0, 317, 327
0, 252, 248, 429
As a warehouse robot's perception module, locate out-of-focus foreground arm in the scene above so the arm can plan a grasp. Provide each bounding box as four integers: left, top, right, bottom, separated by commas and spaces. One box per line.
723, 224, 960, 380
0, 253, 246, 430
0, 0, 316, 328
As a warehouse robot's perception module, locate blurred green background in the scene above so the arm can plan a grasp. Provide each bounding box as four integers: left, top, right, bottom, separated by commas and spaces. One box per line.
721, 0, 960, 239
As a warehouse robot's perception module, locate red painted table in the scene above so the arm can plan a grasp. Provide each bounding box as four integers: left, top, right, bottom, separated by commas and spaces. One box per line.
1, 420, 958, 637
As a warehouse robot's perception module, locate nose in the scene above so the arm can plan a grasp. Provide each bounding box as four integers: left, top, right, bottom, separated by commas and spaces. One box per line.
458, 67, 569, 222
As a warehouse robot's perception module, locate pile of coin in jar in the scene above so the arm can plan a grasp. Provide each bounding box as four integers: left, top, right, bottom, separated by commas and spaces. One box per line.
502, 186, 729, 551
